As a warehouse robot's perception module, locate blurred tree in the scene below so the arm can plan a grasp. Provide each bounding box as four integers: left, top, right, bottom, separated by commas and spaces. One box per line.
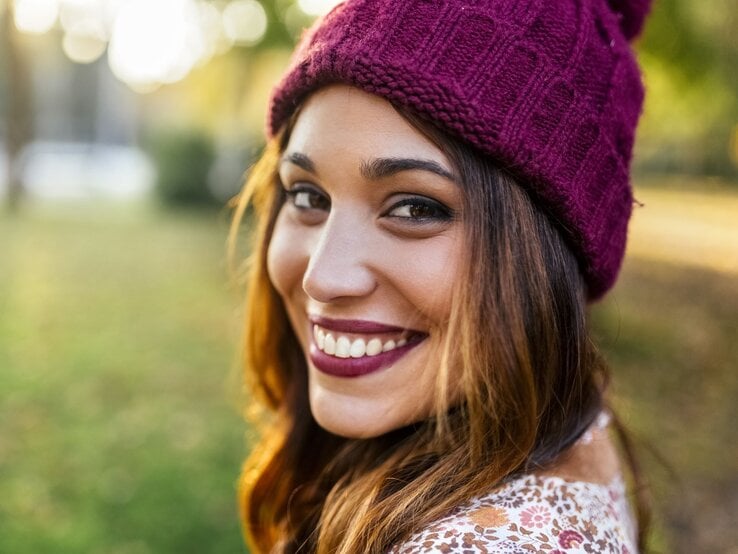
0, 0, 33, 212
146, 127, 218, 207
636, 0, 738, 177
639, 0, 738, 84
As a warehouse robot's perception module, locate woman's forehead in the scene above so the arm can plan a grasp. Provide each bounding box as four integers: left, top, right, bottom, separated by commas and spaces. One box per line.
284, 85, 453, 170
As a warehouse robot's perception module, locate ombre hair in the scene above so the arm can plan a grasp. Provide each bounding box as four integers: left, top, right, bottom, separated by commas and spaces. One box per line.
228, 103, 650, 553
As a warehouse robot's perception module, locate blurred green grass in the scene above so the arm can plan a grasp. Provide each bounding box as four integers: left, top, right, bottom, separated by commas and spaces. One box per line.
0, 204, 248, 554
1, 178, 736, 553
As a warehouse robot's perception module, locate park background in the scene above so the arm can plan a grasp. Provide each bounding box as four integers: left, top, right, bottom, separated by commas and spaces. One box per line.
0, 0, 736, 552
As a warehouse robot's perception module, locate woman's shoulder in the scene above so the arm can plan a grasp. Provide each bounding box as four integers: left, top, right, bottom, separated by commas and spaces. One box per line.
392, 473, 636, 553
391, 415, 638, 553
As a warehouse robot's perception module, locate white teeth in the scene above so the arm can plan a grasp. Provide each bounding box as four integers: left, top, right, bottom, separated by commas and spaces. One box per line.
335, 336, 351, 358
366, 338, 383, 356
314, 325, 326, 350
349, 338, 366, 358
324, 334, 336, 355
317, 329, 325, 350
313, 325, 417, 359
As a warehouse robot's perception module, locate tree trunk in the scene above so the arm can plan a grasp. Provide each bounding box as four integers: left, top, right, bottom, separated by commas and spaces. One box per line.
2, 2, 33, 212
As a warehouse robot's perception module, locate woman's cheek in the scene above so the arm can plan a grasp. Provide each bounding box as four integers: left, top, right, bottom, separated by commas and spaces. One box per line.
266, 211, 308, 297
385, 235, 461, 318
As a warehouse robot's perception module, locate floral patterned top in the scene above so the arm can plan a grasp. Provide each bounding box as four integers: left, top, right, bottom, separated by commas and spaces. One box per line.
391, 414, 637, 553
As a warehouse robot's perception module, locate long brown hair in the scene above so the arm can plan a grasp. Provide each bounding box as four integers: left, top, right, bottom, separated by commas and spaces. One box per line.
229, 105, 650, 553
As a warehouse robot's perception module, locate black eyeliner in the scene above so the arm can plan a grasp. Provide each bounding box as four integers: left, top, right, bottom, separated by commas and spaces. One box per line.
387, 197, 455, 222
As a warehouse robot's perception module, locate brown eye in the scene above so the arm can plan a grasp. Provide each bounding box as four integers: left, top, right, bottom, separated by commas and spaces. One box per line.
286, 186, 330, 211
386, 197, 453, 222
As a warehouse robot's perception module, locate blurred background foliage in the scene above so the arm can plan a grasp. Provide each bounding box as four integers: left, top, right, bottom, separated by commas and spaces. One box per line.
0, 1, 736, 553
636, 0, 738, 177
145, 128, 218, 206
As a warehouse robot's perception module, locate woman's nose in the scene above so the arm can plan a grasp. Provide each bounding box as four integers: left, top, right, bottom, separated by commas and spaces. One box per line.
302, 213, 377, 303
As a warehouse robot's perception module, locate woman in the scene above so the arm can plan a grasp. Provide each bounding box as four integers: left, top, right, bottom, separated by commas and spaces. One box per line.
230, 0, 652, 552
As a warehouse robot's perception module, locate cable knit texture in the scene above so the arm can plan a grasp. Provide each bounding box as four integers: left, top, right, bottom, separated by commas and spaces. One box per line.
268, 0, 652, 300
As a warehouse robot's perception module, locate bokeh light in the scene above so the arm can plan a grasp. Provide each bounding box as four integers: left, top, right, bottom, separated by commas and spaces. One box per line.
198, 1, 231, 58
222, 0, 268, 46
58, 0, 109, 40
62, 30, 106, 63
108, 0, 205, 91
297, 0, 342, 16
282, 3, 312, 37
10, 0, 276, 90
58, 0, 108, 64
13, 0, 60, 34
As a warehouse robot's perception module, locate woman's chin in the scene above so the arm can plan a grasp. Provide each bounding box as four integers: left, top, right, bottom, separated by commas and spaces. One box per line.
308, 387, 426, 439
310, 400, 393, 439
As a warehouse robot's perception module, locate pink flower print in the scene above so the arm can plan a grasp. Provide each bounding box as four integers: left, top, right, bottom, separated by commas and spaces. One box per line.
558, 529, 584, 548
520, 505, 552, 528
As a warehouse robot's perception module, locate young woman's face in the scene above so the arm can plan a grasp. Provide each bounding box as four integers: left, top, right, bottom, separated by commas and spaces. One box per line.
267, 85, 464, 438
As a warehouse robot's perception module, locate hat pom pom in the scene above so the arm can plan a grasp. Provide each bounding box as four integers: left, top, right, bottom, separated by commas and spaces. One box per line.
606, 0, 653, 40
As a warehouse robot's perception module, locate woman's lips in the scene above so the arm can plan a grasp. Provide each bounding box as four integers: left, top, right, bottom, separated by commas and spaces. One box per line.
308, 315, 415, 334
308, 334, 427, 378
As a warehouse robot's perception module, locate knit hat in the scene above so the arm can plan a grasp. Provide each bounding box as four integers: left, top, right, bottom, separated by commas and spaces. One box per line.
268, 0, 652, 300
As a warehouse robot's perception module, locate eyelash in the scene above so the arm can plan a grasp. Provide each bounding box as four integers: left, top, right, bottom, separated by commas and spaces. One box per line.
284, 186, 330, 211
284, 185, 454, 224
386, 197, 454, 222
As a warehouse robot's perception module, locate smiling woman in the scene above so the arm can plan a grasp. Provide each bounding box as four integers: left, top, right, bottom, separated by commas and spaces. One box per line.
229, 1, 654, 553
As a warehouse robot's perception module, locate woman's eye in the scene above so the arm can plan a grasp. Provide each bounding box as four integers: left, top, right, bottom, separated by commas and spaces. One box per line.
285, 187, 330, 211
386, 197, 453, 223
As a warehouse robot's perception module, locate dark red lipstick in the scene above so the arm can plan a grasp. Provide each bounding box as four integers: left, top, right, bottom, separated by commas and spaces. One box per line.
308, 335, 426, 378
307, 316, 428, 378
308, 315, 414, 334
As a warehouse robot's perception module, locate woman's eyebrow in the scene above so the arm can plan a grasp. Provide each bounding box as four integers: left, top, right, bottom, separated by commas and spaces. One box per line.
280, 152, 316, 173
360, 157, 457, 182
280, 152, 457, 183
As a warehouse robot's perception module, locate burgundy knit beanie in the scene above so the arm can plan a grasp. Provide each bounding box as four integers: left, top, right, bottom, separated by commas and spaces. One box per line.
268, 0, 652, 300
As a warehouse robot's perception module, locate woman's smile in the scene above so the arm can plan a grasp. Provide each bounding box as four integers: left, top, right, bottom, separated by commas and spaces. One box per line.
308, 317, 429, 377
